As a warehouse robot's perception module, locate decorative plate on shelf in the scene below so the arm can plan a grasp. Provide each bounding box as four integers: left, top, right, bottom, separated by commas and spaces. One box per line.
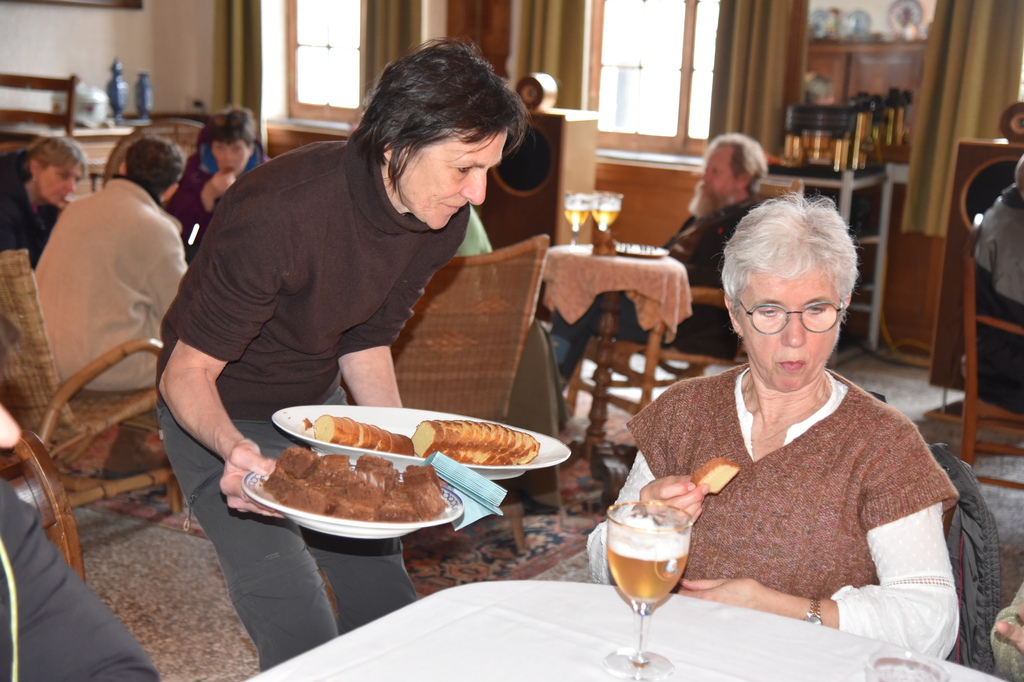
843, 9, 872, 39
809, 9, 830, 40
888, 0, 922, 32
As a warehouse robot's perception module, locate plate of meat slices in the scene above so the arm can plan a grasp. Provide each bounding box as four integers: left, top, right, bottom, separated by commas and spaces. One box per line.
271, 405, 571, 481
243, 450, 464, 539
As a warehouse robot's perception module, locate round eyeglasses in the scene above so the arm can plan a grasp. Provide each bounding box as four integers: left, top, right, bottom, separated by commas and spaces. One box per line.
741, 302, 844, 335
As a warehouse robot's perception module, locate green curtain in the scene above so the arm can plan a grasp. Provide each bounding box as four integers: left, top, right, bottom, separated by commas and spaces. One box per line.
902, 0, 1024, 236
516, 0, 588, 110
212, 0, 262, 121
708, 0, 793, 156
364, 1, 423, 94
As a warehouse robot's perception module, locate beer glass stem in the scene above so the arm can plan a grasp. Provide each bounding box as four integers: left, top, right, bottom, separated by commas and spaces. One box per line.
630, 600, 655, 668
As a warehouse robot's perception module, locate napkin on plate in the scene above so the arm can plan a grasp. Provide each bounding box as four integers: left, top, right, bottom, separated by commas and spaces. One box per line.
423, 453, 506, 530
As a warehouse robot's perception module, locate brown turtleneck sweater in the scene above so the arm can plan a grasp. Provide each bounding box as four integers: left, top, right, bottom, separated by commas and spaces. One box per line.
158, 141, 468, 420
628, 366, 958, 598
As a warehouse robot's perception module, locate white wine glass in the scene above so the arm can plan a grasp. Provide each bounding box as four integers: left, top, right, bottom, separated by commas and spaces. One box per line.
604, 501, 693, 680
564, 191, 595, 247
592, 191, 623, 235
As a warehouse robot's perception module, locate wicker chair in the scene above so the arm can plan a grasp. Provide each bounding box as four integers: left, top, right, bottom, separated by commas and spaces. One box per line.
391, 235, 550, 551
101, 118, 203, 186
0, 249, 180, 510
1, 430, 85, 579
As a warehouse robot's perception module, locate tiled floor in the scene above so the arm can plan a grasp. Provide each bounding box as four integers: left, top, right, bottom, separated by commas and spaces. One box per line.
76, 347, 1024, 681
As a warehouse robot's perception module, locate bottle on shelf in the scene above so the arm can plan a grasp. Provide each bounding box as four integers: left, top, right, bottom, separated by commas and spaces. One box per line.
135, 70, 153, 121
106, 58, 129, 123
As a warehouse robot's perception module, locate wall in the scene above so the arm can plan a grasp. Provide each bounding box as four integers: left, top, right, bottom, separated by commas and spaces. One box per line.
0, 0, 215, 116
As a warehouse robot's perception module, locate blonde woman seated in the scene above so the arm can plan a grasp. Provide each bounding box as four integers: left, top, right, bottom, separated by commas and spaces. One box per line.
588, 194, 959, 658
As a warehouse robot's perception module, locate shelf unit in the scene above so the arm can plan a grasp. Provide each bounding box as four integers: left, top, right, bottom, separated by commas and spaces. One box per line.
766, 165, 899, 350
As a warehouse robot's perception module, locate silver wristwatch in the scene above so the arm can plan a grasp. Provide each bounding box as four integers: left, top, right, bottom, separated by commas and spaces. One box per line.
803, 597, 822, 625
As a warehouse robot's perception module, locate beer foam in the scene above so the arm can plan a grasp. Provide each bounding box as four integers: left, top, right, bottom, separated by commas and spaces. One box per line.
607, 529, 689, 561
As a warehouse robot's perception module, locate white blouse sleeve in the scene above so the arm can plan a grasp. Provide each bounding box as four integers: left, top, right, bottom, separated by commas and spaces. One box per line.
587, 453, 656, 584
832, 503, 958, 659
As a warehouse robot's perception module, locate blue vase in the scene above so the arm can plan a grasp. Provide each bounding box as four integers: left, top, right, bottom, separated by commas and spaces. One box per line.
135, 71, 153, 121
106, 58, 129, 123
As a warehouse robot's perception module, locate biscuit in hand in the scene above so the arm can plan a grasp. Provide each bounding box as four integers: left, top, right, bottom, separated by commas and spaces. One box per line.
691, 457, 739, 494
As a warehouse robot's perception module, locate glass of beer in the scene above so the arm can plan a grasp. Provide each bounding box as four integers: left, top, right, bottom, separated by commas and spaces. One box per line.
564, 191, 595, 247
604, 501, 693, 680
591, 191, 623, 234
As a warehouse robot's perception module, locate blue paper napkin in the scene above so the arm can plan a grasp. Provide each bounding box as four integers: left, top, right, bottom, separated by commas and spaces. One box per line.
423, 453, 507, 530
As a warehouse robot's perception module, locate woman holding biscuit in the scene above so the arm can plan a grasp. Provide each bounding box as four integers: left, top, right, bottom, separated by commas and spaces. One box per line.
589, 194, 959, 658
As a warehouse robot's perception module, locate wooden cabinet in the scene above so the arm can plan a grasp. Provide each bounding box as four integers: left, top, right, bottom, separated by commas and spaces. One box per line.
808, 40, 927, 117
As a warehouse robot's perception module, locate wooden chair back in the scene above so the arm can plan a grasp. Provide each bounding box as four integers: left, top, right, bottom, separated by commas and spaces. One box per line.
0, 73, 79, 136
392, 235, 550, 422
102, 118, 203, 186
567, 286, 744, 416
960, 223, 1024, 490
1, 430, 85, 579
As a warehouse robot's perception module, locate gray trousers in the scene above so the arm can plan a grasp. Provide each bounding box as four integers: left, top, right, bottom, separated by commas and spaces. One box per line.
157, 397, 417, 671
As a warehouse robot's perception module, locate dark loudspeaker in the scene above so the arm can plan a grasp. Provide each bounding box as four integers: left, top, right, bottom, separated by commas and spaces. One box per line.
929, 139, 1024, 389
480, 109, 598, 249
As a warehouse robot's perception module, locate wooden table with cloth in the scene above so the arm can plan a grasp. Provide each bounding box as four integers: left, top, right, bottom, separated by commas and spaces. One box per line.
541, 245, 691, 500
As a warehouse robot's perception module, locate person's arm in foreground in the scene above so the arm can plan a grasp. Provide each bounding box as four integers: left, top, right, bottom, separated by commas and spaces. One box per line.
0, 480, 159, 680
159, 339, 276, 515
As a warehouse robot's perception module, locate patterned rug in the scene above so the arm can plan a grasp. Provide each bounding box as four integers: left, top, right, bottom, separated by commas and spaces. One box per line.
75, 397, 633, 593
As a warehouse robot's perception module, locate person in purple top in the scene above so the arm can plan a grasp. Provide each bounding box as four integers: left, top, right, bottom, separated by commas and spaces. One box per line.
165, 105, 267, 261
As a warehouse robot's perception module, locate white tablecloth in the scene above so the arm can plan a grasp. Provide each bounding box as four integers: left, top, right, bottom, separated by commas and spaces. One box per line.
247, 581, 998, 682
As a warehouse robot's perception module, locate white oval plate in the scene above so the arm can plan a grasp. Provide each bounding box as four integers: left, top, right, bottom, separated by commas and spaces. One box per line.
271, 405, 571, 481
243, 472, 464, 539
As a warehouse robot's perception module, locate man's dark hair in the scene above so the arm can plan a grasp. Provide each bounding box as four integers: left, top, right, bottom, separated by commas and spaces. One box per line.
208, 106, 257, 146
125, 137, 186, 197
349, 38, 528, 189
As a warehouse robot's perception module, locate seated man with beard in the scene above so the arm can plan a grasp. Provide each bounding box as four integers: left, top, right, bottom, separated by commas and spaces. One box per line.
549, 133, 768, 380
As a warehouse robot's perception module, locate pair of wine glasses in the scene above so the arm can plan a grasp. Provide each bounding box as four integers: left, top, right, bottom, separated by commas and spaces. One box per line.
564, 191, 623, 247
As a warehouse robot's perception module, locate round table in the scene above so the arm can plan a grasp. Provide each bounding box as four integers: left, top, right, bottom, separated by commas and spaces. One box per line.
542, 245, 691, 495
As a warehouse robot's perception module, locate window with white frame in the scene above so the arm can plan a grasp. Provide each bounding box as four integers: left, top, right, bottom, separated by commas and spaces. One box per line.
287, 0, 364, 124
590, 0, 719, 157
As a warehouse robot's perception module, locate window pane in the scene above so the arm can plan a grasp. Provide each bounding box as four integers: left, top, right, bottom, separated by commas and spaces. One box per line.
326, 0, 361, 48
599, 66, 640, 133
297, 45, 329, 105
602, 0, 644, 67
296, 0, 330, 46
692, 0, 719, 71
638, 68, 681, 137
640, 0, 685, 70
328, 47, 361, 108
688, 67, 713, 140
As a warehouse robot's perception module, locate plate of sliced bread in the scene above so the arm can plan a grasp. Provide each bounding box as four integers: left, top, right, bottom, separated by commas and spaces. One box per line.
272, 405, 571, 481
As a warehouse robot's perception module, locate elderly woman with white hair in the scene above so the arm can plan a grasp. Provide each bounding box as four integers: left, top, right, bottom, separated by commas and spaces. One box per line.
588, 194, 959, 658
